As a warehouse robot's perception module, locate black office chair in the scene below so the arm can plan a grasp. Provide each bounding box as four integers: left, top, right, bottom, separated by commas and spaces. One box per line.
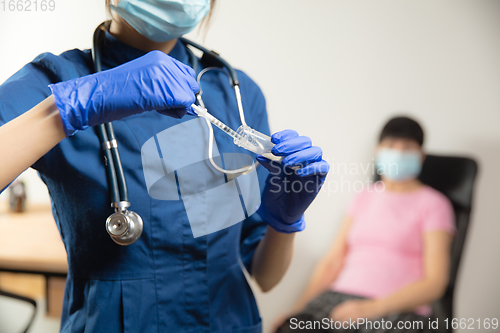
420, 155, 478, 332
0, 289, 37, 333
376, 154, 478, 332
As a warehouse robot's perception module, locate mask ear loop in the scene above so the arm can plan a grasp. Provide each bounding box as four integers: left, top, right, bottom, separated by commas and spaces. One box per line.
196, 67, 257, 175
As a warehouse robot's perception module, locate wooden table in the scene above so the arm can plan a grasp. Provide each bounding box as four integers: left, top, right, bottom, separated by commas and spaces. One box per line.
0, 202, 68, 317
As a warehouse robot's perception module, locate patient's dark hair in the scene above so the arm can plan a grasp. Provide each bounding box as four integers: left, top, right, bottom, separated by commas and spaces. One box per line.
379, 116, 424, 147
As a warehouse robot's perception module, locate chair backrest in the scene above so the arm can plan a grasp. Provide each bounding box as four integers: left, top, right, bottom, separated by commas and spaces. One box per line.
0, 289, 37, 333
418, 155, 478, 322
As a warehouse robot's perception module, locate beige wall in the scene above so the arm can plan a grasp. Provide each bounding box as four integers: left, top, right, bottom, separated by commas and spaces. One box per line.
1, 1, 499, 332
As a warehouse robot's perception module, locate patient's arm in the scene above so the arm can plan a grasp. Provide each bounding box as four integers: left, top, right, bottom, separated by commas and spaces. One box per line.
331, 230, 453, 321
291, 216, 352, 313
374, 230, 453, 314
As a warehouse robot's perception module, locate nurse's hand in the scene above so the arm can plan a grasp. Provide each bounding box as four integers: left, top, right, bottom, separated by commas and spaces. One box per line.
256, 130, 330, 233
48, 50, 199, 136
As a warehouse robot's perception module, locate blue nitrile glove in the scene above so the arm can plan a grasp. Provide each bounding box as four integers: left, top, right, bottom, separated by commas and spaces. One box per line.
48, 50, 199, 137
256, 130, 330, 233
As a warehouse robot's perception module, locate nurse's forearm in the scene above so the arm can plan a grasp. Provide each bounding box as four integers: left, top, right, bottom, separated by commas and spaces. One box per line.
0, 95, 65, 190
251, 226, 295, 292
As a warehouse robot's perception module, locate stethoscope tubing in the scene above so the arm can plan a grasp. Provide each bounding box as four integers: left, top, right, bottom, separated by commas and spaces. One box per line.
91, 21, 254, 245
92, 21, 129, 206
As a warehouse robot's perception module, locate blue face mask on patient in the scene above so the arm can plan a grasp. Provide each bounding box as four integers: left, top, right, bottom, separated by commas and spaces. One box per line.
111, 0, 211, 43
375, 148, 422, 182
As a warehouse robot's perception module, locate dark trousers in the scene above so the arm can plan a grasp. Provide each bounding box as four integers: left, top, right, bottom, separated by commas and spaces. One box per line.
276, 291, 436, 333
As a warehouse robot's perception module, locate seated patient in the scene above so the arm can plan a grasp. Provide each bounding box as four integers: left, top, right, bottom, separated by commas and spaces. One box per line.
275, 117, 456, 333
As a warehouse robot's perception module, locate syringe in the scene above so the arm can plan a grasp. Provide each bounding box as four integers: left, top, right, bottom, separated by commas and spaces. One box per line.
191, 104, 284, 163
191, 104, 242, 141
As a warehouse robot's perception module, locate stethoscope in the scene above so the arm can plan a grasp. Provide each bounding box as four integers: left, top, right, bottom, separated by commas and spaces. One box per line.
91, 21, 251, 245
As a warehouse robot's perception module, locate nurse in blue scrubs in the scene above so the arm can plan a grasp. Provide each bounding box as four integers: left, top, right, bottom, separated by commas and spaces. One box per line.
0, 0, 329, 332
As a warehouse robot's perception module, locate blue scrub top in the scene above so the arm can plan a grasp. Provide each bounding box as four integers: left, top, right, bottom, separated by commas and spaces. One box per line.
0, 30, 271, 333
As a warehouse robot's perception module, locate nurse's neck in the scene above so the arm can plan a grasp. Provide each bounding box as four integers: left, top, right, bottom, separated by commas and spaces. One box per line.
382, 177, 423, 192
109, 16, 177, 55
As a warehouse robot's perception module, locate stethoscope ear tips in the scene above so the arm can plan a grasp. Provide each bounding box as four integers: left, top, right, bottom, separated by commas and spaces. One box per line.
106, 210, 143, 246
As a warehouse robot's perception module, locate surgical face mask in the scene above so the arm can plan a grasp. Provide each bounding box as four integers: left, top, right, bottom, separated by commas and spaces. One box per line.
111, 0, 211, 43
375, 148, 422, 182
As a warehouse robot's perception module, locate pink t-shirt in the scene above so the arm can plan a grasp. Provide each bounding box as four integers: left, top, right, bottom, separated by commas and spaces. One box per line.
331, 185, 456, 316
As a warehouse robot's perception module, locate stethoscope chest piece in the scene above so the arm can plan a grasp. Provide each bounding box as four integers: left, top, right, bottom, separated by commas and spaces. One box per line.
106, 202, 143, 246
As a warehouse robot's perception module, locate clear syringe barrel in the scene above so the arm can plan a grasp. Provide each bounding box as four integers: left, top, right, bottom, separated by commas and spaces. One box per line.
191, 104, 283, 162
210, 117, 240, 140
192, 104, 241, 140
233, 125, 283, 162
